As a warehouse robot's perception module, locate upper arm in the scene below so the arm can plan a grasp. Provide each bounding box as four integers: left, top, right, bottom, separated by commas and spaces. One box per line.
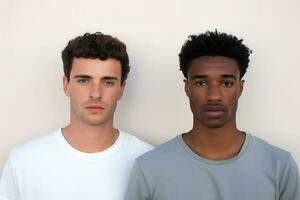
279, 155, 300, 200
125, 160, 151, 200
0, 156, 21, 200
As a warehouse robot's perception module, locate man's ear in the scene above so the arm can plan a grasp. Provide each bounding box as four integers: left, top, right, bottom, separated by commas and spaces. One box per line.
238, 80, 245, 97
63, 76, 70, 97
184, 79, 190, 97
117, 81, 126, 100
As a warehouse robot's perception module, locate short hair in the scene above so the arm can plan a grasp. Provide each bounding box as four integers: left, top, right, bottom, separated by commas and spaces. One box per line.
179, 30, 252, 79
61, 32, 129, 84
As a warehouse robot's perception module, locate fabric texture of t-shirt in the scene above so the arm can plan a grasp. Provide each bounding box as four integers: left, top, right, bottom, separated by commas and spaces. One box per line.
0, 129, 153, 200
125, 133, 300, 200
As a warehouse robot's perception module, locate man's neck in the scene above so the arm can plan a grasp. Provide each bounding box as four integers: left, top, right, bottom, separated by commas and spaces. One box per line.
62, 122, 119, 153
182, 122, 245, 161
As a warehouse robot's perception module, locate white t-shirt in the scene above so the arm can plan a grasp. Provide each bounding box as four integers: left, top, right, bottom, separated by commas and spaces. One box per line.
0, 129, 153, 200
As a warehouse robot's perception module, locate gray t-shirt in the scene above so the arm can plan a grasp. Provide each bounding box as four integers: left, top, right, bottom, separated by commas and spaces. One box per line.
125, 133, 300, 200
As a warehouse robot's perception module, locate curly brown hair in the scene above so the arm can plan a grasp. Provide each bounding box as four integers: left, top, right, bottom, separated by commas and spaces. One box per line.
61, 32, 129, 84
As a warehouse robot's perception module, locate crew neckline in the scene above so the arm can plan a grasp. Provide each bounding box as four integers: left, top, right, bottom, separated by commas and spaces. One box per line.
177, 132, 252, 165
56, 129, 125, 159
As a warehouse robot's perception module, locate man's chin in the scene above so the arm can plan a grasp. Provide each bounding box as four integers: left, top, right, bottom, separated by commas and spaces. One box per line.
202, 119, 228, 129
82, 116, 110, 126
205, 124, 226, 129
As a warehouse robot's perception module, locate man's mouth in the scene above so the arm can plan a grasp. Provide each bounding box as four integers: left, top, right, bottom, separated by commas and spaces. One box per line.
202, 105, 226, 118
85, 105, 105, 112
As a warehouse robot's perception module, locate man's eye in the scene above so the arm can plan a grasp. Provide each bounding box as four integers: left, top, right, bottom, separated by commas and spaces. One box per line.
195, 81, 206, 86
78, 79, 89, 84
222, 81, 233, 87
104, 81, 115, 87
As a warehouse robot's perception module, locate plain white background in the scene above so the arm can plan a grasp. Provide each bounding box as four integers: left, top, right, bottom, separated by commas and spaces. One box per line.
0, 0, 299, 169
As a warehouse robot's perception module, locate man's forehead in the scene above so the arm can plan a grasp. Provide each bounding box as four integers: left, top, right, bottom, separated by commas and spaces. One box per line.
187, 56, 240, 77
189, 55, 239, 68
70, 58, 122, 78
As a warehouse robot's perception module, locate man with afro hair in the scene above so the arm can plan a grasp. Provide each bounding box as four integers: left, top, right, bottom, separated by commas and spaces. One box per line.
125, 30, 300, 200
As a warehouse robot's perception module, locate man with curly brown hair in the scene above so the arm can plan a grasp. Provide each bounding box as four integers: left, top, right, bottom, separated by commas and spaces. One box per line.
0, 32, 152, 200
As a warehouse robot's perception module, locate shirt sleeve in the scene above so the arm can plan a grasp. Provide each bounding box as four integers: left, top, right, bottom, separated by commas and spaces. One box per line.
279, 154, 300, 200
0, 156, 21, 200
125, 160, 151, 200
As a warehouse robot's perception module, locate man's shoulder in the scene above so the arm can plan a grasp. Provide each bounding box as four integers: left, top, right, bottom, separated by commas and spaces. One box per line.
9, 129, 60, 160
119, 130, 154, 156
135, 135, 180, 167
251, 134, 291, 155
250, 134, 293, 164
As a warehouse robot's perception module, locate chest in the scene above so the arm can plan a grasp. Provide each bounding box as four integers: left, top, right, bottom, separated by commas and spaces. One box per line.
151, 164, 279, 200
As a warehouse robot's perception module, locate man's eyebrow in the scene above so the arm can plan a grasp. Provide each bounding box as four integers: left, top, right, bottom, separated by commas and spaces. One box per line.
190, 74, 237, 80
102, 76, 119, 81
72, 75, 119, 80
221, 74, 237, 80
73, 75, 92, 79
191, 74, 208, 80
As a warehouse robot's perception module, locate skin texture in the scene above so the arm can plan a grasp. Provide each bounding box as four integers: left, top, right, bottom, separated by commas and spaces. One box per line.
62, 58, 125, 153
183, 56, 246, 160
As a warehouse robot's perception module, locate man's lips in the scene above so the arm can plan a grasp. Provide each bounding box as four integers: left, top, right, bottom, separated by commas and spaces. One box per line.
202, 105, 226, 118
85, 105, 105, 112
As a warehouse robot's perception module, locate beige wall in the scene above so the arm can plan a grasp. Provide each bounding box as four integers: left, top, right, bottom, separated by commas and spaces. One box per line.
1, 0, 299, 169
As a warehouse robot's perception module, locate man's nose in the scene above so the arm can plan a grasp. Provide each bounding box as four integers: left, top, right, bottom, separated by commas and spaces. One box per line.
89, 82, 102, 99
207, 85, 222, 102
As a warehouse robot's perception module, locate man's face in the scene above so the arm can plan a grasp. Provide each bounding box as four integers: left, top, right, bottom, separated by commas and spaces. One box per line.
63, 58, 125, 127
185, 56, 244, 129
